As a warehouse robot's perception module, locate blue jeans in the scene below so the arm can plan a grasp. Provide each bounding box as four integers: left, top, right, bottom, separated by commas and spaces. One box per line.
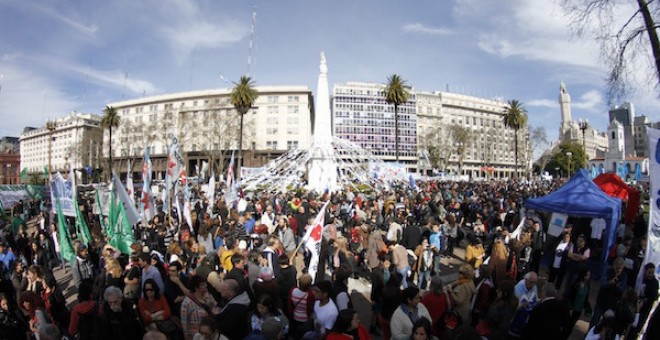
418, 270, 431, 289
398, 266, 410, 288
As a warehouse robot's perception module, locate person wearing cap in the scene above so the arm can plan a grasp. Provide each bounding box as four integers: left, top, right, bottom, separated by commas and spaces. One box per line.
72, 244, 95, 288
312, 280, 339, 336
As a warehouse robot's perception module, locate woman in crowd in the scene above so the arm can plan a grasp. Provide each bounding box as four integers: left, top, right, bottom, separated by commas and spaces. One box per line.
420, 275, 448, 338
0, 292, 27, 340
19, 290, 49, 336
465, 234, 485, 271
549, 232, 571, 289
26, 265, 45, 296
288, 273, 315, 338
197, 224, 215, 255
332, 236, 355, 272
30, 241, 49, 270
379, 273, 403, 340
446, 264, 477, 326
410, 318, 434, 340
181, 275, 216, 340
42, 274, 70, 336
250, 294, 285, 334
138, 278, 173, 331
488, 239, 509, 286
564, 267, 592, 338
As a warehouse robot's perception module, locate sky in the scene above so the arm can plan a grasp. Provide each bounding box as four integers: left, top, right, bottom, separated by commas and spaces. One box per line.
1, 0, 659, 142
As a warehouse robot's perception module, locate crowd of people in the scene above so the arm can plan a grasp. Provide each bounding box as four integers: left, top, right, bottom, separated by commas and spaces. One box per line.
0, 178, 658, 340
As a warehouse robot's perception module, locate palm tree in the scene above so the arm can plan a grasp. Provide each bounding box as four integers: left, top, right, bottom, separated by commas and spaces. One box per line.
503, 99, 528, 178
384, 74, 411, 162
230, 76, 258, 180
101, 105, 121, 179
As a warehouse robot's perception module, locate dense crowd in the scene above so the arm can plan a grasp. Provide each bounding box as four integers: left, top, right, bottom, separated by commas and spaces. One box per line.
0, 179, 658, 340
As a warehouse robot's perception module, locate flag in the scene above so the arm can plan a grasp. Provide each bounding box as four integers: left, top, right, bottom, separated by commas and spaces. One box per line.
113, 200, 135, 254
43, 165, 48, 179
226, 151, 235, 189
111, 173, 141, 226
183, 171, 193, 229
55, 197, 75, 263
207, 170, 215, 217
20, 168, 27, 181
126, 161, 135, 206
70, 167, 92, 246
95, 189, 107, 233
302, 201, 330, 283
201, 161, 208, 181
636, 127, 660, 290
141, 147, 154, 222
166, 137, 184, 193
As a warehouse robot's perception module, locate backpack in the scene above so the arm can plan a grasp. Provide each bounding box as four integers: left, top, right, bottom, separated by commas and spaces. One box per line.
76, 302, 100, 340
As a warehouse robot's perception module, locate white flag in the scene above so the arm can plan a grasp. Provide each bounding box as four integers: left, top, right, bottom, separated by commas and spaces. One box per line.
207, 170, 215, 217
112, 173, 141, 226
637, 127, 660, 291
126, 161, 135, 206
303, 201, 330, 283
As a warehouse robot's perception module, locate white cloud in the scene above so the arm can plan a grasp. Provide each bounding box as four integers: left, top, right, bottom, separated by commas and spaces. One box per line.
2, 0, 97, 36
402, 23, 452, 36
527, 99, 558, 108
573, 90, 603, 110
0, 65, 79, 137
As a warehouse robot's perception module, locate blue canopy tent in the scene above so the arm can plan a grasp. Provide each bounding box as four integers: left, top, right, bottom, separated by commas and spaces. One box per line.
525, 169, 621, 279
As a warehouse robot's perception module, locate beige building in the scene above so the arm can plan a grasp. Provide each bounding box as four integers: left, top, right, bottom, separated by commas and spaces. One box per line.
416, 91, 530, 178
105, 86, 314, 179
19, 112, 103, 180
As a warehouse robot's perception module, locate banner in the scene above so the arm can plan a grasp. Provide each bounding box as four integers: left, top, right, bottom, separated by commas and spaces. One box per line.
50, 172, 75, 217
0, 186, 32, 209
638, 127, 660, 290
126, 161, 135, 206
141, 146, 155, 222
303, 201, 330, 283
206, 170, 215, 217
111, 173, 141, 226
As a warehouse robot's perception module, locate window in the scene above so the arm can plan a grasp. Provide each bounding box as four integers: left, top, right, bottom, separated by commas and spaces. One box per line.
287, 141, 299, 150
287, 106, 299, 114
287, 127, 297, 135
267, 96, 279, 103
268, 106, 279, 114
266, 128, 278, 134
288, 95, 299, 102
287, 117, 299, 124
266, 141, 278, 149
193, 100, 198, 107
612, 131, 616, 139
266, 117, 279, 125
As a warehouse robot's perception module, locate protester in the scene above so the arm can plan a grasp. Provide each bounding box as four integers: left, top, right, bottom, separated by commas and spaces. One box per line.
390, 286, 432, 340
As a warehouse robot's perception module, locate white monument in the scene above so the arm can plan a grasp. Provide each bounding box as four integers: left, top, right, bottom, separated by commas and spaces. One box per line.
307, 52, 338, 192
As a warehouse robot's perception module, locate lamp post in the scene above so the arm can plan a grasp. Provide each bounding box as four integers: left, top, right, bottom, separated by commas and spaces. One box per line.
578, 118, 589, 162
46, 120, 57, 182
566, 151, 573, 177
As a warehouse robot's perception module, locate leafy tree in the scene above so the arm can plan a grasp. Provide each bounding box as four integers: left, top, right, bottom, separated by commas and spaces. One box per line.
384, 74, 411, 162
561, 0, 660, 101
230, 76, 258, 180
503, 99, 528, 178
101, 106, 121, 179
449, 124, 472, 175
544, 141, 586, 178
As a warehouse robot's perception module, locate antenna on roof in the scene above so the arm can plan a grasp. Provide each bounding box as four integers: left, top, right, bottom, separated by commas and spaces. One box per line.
122, 72, 128, 100
246, 6, 257, 77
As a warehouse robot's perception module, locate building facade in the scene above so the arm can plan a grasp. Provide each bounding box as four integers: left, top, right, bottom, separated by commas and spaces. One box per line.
417, 91, 530, 178
331, 82, 418, 165
106, 86, 314, 179
588, 120, 649, 178
19, 112, 103, 179
0, 141, 20, 184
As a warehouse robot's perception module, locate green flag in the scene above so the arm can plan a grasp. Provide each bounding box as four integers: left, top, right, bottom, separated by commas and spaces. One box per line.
95, 190, 107, 233
74, 196, 92, 246
55, 198, 75, 263
43, 165, 48, 178
112, 201, 135, 255
20, 168, 27, 181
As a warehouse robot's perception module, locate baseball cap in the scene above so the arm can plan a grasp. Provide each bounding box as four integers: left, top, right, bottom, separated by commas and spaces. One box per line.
261, 315, 288, 339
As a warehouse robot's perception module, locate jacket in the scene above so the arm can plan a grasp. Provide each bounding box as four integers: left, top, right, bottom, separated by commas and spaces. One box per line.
215, 291, 251, 339
389, 303, 432, 340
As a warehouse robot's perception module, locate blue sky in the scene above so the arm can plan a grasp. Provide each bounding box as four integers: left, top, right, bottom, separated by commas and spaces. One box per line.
1, 0, 659, 142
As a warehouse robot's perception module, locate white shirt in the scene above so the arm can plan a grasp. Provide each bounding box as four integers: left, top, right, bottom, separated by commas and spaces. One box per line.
314, 299, 338, 334
553, 241, 570, 269
590, 218, 606, 240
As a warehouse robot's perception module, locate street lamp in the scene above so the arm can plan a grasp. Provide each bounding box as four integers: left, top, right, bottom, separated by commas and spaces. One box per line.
566, 151, 573, 177
578, 119, 589, 160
